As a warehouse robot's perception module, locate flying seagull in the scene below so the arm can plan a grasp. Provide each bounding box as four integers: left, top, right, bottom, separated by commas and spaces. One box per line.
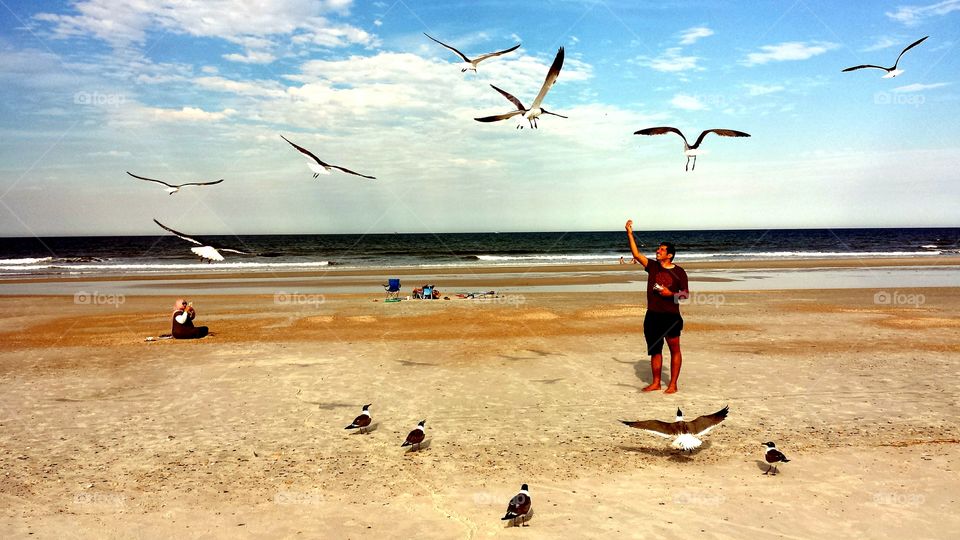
280, 135, 375, 180
127, 171, 224, 195
475, 47, 566, 129
424, 33, 520, 72
842, 36, 929, 78
401, 419, 426, 451
345, 404, 372, 434
634, 127, 751, 171
501, 484, 532, 527
621, 406, 729, 451
153, 218, 251, 263
762, 441, 790, 475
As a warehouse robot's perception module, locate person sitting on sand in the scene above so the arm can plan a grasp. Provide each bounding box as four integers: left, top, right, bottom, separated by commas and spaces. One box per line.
625, 220, 689, 394
172, 299, 208, 339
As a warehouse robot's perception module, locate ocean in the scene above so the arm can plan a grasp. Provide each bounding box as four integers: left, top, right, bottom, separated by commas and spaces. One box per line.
0, 228, 957, 278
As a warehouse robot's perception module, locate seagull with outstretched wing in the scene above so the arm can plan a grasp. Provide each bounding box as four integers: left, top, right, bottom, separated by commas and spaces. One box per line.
280, 135, 375, 180
424, 33, 520, 72
127, 171, 224, 194
475, 47, 566, 129
634, 127, 751, 171
153, 218, 251, 263
621, 406, 729, 451
842, 36, 928, 78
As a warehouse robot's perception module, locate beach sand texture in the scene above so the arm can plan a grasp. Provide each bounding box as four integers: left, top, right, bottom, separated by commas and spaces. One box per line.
1, 266, 959, 538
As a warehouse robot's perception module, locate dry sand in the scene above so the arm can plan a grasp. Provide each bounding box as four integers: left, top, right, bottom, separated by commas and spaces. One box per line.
1, 262, 958, 538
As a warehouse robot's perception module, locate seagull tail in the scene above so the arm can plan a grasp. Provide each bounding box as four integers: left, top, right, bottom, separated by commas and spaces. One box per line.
501, 513, 518, 521
672, 434, 702, 451
345, 424, 358, 430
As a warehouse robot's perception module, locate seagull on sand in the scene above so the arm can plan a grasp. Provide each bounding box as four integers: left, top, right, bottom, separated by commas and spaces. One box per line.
621, 406, 729, 452
424, 33, 520, 72
127, 171, 223, 194
401, 419, 426, 451
762, 441, 790, 475
501, 484, 533, 527
344, 404, 372, 434
153, 218, 251, 263
842, 36, 929, 78
634, 127, 751, 171
474, 47, 566, 129
280, 135, 375, 180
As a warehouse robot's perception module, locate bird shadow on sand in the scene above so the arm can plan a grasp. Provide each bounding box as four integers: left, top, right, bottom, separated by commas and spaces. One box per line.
618, 441, 712, 462
348, 422, 380, 435
503, 508, 534, 528
397, 359, 435, 367
306, 401, 356, 410
403, 439, 432, 453
755, 460, 780, 474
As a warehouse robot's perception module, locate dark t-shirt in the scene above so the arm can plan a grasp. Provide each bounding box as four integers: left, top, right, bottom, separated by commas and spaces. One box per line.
645, 260, 689, 314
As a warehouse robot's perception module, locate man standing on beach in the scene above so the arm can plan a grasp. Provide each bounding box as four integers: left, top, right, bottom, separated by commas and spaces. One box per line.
625, 220, 689, 394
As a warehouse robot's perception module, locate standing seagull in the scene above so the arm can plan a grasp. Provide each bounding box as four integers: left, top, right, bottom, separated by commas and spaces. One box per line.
842, 36, 929, 78
127, 171, 224, 195
424, 33, 520, 72
621, 406, 729, 451
344, 404, 372, 434
280, 135, 375, 180
401, 419, 427, 451
475, 47, 566, 129
501, 484, 532, 527
762, 441, 790, 475
153, 218, 251, 262
634, 127, 751, 171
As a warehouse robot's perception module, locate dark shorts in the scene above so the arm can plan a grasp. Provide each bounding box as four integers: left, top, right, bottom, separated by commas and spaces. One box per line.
643, 311, 683, 356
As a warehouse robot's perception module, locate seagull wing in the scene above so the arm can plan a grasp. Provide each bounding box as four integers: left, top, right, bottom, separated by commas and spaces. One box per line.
694, 129, 751, 148
219, 248, 252, 255
530, 47, 564, 110
128, 171, 175, 188
423, 33, 470, 62
893, 35, 928, 68
503, 492, 531, 518
685, 405, 729, 436
767, 448, 789, 463
191, 246, 224, 262
634, 126, 690, 147
841, 64, 888, 72
473, 42, 521, 63
178, 179, 225, 187
153, 218, 203, 246
474, 111, 525, 123
280, 134, 327, 166
328, 165, 376, 180
620, 419, 678, 438
489, 84, 525, 110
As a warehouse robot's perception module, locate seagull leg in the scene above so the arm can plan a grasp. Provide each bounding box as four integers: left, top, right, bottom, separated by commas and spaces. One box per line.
692, 155, 697, 170
763, 465, 771, 475
685, 157, 690, 171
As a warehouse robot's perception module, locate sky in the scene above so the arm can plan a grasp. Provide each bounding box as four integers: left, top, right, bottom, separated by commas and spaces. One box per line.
0, 0, 958, 236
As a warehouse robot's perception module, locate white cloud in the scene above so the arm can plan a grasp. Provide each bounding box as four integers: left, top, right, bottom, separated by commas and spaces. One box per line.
87, 150, 131, 157
223, 51, 277, 64
886, 0, 960, 25
149, 106, 237, 122
679, 26, 713, 45
641, 48, 702, 73
670, 94, 706, 110
862, 36, 900, 52
743, 83, 785, 96
743, 41, 839, 65
892, 82, 950, 92
194, 76, 288, 98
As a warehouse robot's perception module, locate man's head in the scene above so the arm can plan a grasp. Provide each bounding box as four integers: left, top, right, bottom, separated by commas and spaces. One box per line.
656, 242, 676, 263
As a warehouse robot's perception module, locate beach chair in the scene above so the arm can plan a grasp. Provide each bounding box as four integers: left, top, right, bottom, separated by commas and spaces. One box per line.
383, 278, 401, 300
421, 285, 433, 300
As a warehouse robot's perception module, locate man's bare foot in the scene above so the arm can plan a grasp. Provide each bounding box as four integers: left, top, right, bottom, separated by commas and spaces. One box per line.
641, 383, 661, 392
663, 386, 678, 394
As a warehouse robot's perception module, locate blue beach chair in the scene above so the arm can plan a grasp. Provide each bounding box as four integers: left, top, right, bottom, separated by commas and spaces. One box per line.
383, 278, 401, 300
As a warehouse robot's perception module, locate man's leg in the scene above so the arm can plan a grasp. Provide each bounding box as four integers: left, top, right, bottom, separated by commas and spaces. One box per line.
664, 337, 682, 394
642, 353, 663, 391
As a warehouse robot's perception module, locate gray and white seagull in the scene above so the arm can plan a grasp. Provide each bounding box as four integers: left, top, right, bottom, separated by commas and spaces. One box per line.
634, 127, 751, 171
280, 135, 375, 180
621, 406, 729, 451
153, 218, 251, 263
127, 171, 224, 195
424, 33, 520, 72
475, 47, 566, 129
842, 36, 929, 79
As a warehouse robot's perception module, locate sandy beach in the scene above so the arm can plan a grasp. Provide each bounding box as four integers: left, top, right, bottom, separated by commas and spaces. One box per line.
1, 259, 959, 538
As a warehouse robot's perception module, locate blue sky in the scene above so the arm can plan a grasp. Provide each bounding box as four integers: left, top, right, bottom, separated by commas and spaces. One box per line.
0, 0, 957, 236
